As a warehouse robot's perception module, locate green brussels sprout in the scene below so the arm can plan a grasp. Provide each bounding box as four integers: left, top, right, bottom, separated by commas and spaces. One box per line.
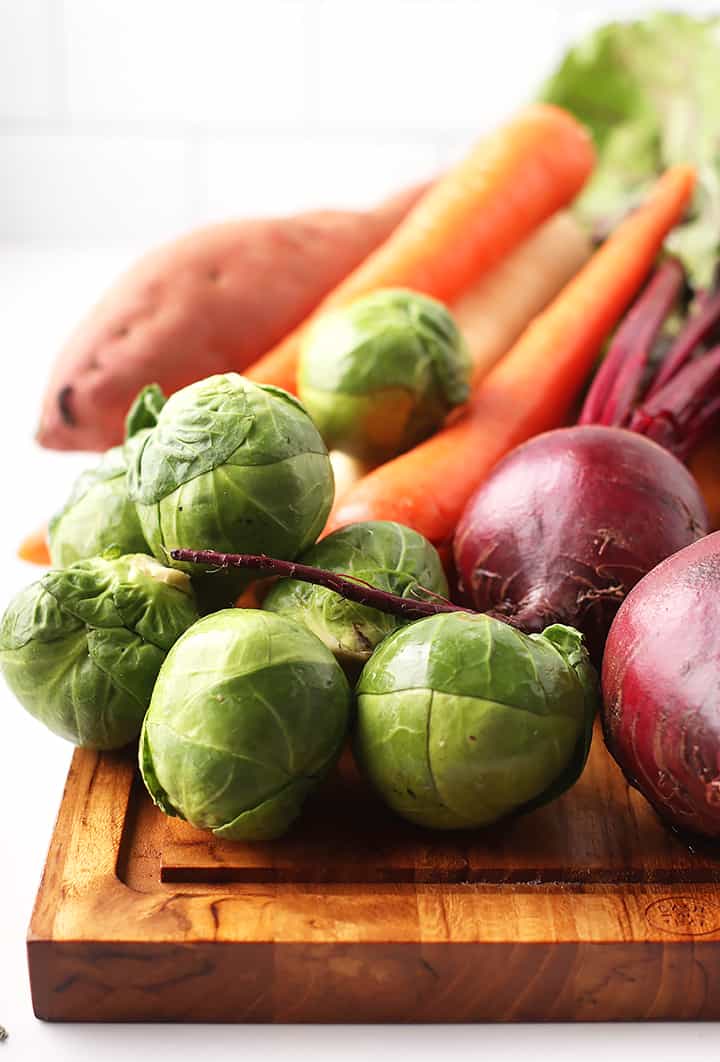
0, 554, 199, 749
139, 609, 351, 841
48, 445, 149, 567
127, 373, 334, 605
297, 288, 471, 463
48, 383, 168, 568
263, 521, 448, 673
355, 614, 597, 830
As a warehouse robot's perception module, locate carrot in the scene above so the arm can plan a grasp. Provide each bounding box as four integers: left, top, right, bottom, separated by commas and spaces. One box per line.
18, 526, 51, 566
235, 583, 264, 609
328, 166, 697, 547
245, 104, 595, 393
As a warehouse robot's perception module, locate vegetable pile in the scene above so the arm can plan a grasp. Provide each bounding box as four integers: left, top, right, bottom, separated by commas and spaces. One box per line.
9, 37, 720, 849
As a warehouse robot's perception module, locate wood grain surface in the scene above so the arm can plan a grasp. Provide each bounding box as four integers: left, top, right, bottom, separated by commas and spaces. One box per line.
161, 736, 720, 885
27, 725, 720, 1023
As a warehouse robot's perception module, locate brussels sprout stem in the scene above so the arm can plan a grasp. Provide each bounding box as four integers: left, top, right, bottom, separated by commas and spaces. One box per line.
171, 549, 470, 620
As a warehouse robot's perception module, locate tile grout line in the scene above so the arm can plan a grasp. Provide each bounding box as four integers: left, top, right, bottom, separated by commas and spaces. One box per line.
0, 114, 476, 149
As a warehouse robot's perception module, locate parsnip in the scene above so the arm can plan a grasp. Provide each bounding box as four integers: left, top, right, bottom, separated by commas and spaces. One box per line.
329, 451, 371, 507
451, 211, 591, 387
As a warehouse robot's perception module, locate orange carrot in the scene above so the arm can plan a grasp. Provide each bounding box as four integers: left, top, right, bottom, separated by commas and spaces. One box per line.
19, 526, 51, 566
328, 166, 697, 547
245, 104, 595, 393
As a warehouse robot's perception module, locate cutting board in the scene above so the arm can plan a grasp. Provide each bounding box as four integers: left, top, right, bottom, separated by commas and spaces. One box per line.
28, 724, 720, 1022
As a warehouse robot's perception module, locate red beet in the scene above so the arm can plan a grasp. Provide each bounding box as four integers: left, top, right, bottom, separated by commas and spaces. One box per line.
602, 532, 720, 837
453, 425, 707, 664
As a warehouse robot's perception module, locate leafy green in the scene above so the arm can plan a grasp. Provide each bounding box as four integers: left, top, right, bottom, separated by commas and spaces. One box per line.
263, 520, 448, 673
355, 614, 598, 830
541, 12, 720, 286
139, 609, 351, 840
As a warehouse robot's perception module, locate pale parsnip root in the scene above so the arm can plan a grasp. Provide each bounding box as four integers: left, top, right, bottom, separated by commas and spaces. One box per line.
451, 211, 591, 388
329, 451, 372, 507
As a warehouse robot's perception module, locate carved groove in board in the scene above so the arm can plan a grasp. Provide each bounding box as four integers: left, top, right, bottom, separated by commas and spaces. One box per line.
158, 731, 720, 886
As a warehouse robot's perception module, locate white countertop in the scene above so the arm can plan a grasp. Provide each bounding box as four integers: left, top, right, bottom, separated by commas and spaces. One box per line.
1, 245, 719, 1059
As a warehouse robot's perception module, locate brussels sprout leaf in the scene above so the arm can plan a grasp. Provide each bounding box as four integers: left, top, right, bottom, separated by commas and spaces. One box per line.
125, 383, 167, 438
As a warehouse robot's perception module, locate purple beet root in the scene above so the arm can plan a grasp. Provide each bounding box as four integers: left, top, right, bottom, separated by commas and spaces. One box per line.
602, 532, 720, 838
453, 425, 707, 664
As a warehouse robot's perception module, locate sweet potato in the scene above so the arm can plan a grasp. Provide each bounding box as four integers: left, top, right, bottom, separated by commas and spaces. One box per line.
37, 185, 426, 451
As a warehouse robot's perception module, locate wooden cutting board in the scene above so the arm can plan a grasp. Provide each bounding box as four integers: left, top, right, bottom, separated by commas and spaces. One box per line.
28, 724, 720, 1022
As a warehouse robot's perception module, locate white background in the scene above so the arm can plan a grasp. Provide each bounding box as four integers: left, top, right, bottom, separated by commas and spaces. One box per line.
1, 0, 720, 1058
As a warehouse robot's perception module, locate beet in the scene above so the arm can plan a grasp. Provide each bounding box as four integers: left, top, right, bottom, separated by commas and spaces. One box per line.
453, 425, 707, 664
602, 532, 720, 837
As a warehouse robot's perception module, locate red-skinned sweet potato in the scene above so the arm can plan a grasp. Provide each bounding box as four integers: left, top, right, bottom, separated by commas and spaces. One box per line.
37, 185, 426, 451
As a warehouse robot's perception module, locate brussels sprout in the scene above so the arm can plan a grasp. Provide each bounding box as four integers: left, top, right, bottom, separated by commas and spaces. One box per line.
48, 383, 167, 568
127, 373, 334, 605
297, 289, 471, 463
139, 609, 351, 841
263, 521, 448, 673
355, 614, 597, 830
48, 445, 149, 567
0, 554, 199, 749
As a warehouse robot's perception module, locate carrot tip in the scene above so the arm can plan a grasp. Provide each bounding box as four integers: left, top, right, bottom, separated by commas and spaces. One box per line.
18, 527, 51, 566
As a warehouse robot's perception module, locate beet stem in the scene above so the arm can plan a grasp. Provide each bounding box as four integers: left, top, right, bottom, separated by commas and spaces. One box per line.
171, 548, 472, 621
677, 394, 720, 458
647, 280, 720, 396
579, 260, 684, 427
629, 345, 720, 458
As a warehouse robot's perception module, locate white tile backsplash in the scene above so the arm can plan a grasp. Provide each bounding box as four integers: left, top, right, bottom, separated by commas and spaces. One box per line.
0, 0, 57, 119
201, 134, 441, 222
303, 1, 563, 133
0, 133, 191, 243
64, 0, 312, 126
0, 0, 715, 245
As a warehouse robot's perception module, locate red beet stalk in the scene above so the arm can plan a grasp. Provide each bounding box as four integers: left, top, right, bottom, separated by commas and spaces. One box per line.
630, 345, 720, 459
646, 281, 720, 396
171, 548, 468, 621
580, 261, 720, 449
578, 259, 684, 427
